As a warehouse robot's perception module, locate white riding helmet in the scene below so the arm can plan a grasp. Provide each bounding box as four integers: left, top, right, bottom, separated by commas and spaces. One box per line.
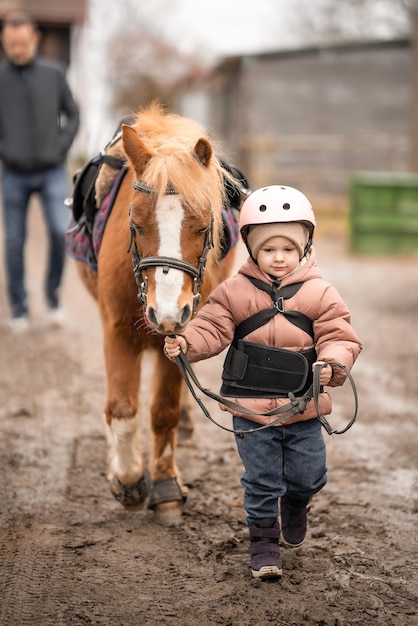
239, 185, 316, 259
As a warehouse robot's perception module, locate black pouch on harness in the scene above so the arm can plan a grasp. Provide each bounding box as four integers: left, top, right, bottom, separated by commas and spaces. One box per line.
221, 340, 317, 398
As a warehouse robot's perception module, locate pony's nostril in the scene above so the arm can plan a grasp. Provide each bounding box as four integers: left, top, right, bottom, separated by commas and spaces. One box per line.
147, 306, 158, 328
180, 304, 192, 327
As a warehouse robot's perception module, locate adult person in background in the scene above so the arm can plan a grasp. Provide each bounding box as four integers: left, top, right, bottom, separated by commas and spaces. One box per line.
0, 10, 79, 331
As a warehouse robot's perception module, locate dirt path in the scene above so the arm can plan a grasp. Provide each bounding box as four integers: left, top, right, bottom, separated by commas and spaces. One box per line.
0, 201, 417, 625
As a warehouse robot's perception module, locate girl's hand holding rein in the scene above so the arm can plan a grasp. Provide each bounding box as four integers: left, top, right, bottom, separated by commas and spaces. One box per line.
164, 335, 187, 361
313, 361, 333, 386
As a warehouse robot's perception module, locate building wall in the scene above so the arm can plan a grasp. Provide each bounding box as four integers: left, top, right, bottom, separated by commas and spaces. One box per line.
194, 41, 412, 208
0, 0, 86, 25
0, 0, 86, 65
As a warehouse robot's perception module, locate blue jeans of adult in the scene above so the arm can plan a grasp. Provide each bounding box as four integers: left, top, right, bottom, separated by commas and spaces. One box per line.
1, 164, 70, 317
233, 416, 327, 525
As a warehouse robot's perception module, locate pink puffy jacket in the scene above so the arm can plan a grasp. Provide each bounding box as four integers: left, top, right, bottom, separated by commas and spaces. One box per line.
181, 248, 362, 426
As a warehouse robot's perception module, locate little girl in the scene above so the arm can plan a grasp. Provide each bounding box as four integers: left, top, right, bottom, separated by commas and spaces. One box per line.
164, 185, 362, 579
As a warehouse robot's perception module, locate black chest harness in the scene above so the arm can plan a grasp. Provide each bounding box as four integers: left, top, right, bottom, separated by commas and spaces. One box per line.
174, 276, 358, 437
221, 278, 316, 399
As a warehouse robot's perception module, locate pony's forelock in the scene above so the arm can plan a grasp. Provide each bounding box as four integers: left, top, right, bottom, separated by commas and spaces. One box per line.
130, 103, 225, 254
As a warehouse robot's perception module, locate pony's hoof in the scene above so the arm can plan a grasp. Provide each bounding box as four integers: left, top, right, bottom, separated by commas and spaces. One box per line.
153, 501, 183, 527
148, 477, 187, 524
110, 470, 152, 510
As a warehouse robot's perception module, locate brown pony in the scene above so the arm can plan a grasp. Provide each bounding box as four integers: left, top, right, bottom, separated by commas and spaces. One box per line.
75, 103, 238, 525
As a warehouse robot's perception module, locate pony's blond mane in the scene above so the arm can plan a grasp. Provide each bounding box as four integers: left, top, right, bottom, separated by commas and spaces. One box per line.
130, 103, 226, 251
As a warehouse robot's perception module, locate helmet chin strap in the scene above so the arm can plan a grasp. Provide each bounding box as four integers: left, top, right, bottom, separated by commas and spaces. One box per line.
302, 238, 313, 259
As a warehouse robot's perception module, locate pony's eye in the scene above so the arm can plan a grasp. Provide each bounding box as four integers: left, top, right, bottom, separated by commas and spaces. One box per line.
132, 221, 144, 234
196, 226, 208, 235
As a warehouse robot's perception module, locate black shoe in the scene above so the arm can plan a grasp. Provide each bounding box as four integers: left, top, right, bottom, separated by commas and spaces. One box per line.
280, 496, 311, 547
249, 519, 282, 579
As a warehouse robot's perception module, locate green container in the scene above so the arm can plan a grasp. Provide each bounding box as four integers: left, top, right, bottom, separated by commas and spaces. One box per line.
349, 172, 418, 255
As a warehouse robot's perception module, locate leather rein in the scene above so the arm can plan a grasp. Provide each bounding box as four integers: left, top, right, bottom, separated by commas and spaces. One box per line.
128, 180, 214, 313
174, 351, 358, 438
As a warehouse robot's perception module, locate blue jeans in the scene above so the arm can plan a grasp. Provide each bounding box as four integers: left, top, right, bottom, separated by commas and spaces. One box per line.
233, 416, 327, 525
1, 164, 70, 316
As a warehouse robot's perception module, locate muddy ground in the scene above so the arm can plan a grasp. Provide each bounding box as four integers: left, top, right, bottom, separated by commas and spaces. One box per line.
0, 201, 417, 626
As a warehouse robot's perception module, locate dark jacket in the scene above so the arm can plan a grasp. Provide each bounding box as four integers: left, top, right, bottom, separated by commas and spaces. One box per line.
0, 57, 79, 172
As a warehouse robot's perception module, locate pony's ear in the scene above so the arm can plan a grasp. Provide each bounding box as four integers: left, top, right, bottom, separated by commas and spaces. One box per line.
194, 138, 212, 168
122, 124, 151, 173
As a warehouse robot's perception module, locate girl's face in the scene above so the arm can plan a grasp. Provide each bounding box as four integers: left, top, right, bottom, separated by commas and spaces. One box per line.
256, 236, 300, 279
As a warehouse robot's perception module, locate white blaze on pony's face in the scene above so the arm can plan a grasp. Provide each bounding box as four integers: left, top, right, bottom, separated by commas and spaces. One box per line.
145, 195, 210, 333
153, 195, 186, 323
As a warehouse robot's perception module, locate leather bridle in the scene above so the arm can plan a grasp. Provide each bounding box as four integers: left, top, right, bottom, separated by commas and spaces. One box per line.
128, 180, 214, 314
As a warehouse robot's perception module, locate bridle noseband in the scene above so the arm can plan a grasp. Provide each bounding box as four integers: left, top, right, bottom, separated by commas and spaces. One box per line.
128, 180, 214, 315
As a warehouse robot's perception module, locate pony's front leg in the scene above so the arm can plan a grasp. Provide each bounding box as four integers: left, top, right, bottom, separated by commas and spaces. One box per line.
148, 351, 186, 525
103, 330, 151, 510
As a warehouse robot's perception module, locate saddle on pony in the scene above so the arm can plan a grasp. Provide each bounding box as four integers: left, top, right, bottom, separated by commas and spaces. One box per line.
65, 121, 250, 272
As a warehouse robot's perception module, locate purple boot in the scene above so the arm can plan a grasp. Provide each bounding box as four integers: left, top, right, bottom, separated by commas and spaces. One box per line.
280, 495, 311, 547
249, 519, 282, 579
